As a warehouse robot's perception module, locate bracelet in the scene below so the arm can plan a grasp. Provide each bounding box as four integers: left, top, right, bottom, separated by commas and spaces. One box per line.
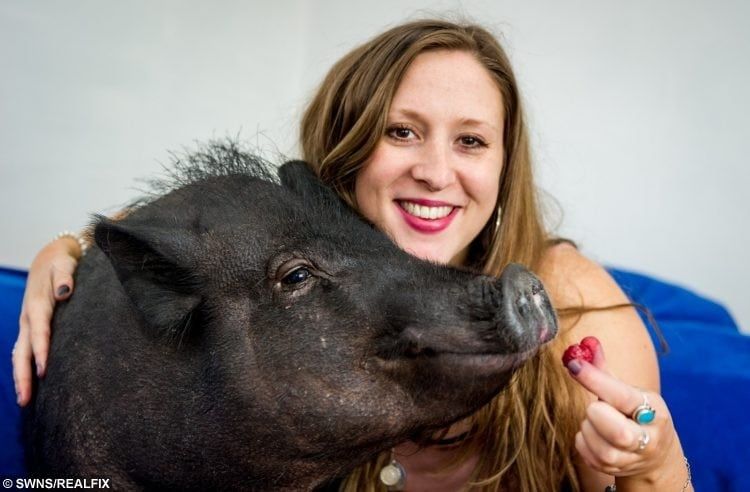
681, 456, 692, 491
604, 457, 691, 492
55, 230, 89, 256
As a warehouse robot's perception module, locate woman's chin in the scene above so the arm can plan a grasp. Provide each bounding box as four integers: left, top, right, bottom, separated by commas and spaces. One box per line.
398, 243, 465, 266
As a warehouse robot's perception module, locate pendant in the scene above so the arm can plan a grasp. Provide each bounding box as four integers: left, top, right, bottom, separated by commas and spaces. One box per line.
379, 459, 406, 490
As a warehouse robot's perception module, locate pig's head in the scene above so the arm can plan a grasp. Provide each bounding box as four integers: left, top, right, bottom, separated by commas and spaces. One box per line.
93, 143, 557, 487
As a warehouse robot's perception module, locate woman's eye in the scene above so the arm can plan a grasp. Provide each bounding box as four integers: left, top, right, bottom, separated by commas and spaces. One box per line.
282, 267, 312, 285
387, 126, 415, 140
459, 135, 487, 148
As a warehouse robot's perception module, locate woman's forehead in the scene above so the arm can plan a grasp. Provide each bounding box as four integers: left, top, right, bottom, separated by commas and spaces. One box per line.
390, 50, 505, 127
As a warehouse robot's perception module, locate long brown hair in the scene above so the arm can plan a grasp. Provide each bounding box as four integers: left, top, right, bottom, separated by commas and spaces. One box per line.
300, 19, 584, 491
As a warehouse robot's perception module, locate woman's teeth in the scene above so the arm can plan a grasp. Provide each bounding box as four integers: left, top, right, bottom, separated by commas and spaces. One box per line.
399, 201, 454, 220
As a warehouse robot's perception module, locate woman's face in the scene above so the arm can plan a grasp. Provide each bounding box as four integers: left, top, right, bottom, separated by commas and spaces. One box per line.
355, 49, 505, 266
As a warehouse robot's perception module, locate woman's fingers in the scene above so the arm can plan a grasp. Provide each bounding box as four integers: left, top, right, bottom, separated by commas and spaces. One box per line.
567, 352, 677, 479
567, 358, 647, 417
578, 420, 630, 474
52, 258, 76, 301
15, 282, 51, 406
577, 400, 672, 477
13, 241, 80, 406
29, 260, 58, 377
27, 298, 54, 378
569, 360, 671, 449
11, 330, 32, 406
585, 401, 649, 452
576, 420, 650, 476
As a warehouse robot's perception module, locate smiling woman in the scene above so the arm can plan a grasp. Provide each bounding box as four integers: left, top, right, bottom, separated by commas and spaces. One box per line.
355, 50, 504, 265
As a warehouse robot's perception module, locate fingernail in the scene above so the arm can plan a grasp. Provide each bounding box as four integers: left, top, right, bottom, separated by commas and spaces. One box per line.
57, 285, 71, 297
16, 390, 21, 405
566, 359, 582, 375
36, 363, 45, 378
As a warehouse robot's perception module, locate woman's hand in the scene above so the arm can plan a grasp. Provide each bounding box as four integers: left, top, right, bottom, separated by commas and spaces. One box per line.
566, 338, 687, 487
13, 236, 82, 406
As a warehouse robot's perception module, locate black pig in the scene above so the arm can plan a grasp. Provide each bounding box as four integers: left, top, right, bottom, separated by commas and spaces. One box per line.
26, 142, 558, 490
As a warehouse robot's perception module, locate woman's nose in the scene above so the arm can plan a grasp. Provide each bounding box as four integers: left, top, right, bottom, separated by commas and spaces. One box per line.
409, 141, 457, 191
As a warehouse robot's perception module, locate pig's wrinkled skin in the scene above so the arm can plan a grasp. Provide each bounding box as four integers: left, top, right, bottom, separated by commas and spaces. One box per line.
25, 142, 558, 491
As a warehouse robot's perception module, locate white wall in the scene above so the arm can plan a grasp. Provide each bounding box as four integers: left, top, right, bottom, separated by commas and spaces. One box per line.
2, 1, 748, 332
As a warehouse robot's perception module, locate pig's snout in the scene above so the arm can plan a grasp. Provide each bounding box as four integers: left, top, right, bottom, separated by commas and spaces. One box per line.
499, 263, 558, 350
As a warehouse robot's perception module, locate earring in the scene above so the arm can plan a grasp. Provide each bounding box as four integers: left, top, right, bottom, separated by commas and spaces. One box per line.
494, 206, 502, 235
378, 449, 406, 490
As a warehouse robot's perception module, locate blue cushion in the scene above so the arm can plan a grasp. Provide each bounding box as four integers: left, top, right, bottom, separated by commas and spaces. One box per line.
0, 267, 26, 477
1, 266, 748, 489
609, 268, 750, 491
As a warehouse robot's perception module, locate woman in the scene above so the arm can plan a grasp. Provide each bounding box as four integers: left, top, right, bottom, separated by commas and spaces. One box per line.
13, 19, 691, 491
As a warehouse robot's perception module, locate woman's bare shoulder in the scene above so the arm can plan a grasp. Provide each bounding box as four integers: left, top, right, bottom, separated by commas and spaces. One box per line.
537, 242, 620, 307
537, 242, 660, 392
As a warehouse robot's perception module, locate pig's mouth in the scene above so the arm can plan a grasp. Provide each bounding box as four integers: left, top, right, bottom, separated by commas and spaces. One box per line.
375, 345, 539, 378
429, 347, 538, 374
411, 345, 539, 376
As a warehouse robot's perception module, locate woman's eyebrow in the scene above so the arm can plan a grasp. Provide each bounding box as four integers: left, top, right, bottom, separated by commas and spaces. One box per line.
389, 108, 501, 134
457, 117, 501, 134
388, 107, 428, 126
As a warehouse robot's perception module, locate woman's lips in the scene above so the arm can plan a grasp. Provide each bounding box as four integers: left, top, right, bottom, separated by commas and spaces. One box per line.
396, 200, 459, 233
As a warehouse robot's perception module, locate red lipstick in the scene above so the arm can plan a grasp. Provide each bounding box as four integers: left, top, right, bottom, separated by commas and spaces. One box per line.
395, 200, 458, 234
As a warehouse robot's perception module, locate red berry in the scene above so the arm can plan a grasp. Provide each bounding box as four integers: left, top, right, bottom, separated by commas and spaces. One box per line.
561, 342, 594, 366
579, 336, 600, 356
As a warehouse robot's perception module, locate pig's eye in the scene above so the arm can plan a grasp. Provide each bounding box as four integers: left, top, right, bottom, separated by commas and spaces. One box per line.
282, 267, 312, 285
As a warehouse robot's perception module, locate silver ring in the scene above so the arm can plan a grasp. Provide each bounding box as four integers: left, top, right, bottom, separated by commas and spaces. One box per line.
631, 392, 656, 425
637, 428, 650, 452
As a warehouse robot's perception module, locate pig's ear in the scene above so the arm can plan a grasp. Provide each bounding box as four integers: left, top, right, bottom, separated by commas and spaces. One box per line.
93, 215, 201, 342
278, 160, 350, 209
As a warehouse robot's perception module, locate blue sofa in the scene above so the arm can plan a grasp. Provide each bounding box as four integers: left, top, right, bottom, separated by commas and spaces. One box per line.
1, 265, 748, 489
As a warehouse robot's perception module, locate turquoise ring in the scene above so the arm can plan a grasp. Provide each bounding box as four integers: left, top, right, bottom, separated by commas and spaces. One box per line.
631, 393, 656, 425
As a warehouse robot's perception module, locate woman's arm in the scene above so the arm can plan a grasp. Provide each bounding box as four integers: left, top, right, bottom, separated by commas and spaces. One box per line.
539, 243, 692, 491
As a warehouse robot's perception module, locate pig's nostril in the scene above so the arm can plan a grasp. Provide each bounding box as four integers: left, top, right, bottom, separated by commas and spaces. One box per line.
516, 295, 532, 318
530, 281, 542, 296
